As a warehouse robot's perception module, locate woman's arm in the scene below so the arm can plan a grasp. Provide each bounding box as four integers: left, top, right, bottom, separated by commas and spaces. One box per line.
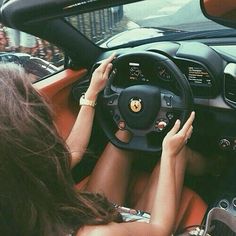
150, 112, 195, 235
66, 54, 115, 168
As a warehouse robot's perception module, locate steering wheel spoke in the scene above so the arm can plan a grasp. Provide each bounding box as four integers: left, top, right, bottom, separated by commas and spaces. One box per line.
129, 134, 149, 150
103, 93, 119, 109
154, 92, 186, 133
160, 92, 185, 110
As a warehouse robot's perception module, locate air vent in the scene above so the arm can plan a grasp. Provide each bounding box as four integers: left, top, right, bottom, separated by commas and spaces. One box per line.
224, 63, 236, 107
225, 74, 236, 103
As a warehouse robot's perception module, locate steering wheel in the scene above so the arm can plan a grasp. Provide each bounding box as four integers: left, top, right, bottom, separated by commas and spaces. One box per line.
96, 51, 193, 153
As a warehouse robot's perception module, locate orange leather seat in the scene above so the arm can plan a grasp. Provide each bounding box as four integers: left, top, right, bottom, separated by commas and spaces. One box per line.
176, 187, 207, 230
75, 175, 207, 231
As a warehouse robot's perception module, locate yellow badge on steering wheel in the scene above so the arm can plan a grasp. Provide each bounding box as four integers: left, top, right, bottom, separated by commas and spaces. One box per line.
129, 98, 142, 113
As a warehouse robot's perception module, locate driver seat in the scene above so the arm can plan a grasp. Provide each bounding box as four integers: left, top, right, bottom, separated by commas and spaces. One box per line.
75, 175, 207, 232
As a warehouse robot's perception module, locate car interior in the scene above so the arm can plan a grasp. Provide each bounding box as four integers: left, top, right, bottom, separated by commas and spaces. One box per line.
0, 0, 236, 232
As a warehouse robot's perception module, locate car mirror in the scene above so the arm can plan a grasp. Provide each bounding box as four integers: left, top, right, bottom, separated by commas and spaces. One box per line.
200, 0, 236, 28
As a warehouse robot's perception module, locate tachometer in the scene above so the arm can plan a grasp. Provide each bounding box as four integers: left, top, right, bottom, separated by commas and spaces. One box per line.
157, 64, 172, 81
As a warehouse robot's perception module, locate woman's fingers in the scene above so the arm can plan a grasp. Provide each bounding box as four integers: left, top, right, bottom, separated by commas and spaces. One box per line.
179, 111, 195, 135
98, 53, 116, 72
186, 125, 193, 139
167, 119, 181, 136
184, 125, 193, 144
167, 112, 195, 138
103, 63, 113, 79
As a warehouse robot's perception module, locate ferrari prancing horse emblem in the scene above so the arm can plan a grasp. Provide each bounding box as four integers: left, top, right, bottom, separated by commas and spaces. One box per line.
129, 98, 142, 113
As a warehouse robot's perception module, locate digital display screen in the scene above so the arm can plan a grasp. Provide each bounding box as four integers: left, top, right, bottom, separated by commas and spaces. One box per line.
129, 62, 149, 82
188, 66, 212, 86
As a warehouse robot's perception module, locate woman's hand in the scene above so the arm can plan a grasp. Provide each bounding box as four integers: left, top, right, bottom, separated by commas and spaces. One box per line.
85, 53, 115, 101
162, 112, 195, 158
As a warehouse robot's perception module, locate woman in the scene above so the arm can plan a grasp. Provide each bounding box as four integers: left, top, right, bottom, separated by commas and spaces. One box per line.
0, 55, 207, 236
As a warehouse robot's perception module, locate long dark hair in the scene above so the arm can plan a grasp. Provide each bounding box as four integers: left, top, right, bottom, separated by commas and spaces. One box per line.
0, 63, 122, 236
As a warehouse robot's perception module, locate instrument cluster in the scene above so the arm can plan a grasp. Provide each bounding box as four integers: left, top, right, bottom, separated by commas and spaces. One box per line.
112, 58, 215, 98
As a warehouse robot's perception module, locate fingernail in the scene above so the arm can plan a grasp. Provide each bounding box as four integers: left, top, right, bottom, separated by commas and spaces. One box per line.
175, 119, 180, 124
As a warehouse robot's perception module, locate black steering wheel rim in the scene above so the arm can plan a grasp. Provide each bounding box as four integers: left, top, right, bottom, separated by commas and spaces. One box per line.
96, 51, 193, 153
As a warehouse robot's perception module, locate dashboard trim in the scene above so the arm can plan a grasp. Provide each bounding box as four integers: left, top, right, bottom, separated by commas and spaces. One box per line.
224, 63, 236, 78
224, 63, 236, 107
194, 95, 231, 109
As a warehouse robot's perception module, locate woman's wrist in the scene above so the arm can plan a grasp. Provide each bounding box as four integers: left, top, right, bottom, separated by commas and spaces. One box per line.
84, 88, 98, 101
84, 89, 98, 101
161, 150, 176, 159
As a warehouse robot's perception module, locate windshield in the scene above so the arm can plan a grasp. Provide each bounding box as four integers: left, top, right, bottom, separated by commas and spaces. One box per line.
66, 0, 235, 48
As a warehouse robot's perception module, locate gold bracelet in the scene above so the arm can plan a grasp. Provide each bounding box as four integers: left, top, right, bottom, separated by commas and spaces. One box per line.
79, 94, 96, 107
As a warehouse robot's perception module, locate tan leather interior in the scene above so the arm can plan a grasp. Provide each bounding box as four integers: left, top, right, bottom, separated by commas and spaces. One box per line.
34, 68, 87, 139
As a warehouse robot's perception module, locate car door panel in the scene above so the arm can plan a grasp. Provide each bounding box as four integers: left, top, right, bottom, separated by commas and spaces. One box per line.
34, 68, 87, 139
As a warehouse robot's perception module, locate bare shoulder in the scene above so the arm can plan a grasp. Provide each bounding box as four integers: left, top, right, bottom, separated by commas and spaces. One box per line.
76, 223, 128, 236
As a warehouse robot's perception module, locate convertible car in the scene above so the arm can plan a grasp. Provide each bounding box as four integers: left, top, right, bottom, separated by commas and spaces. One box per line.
0, 0, 236, 234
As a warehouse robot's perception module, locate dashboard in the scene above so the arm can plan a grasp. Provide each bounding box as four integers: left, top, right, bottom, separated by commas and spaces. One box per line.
95, 41, 236, 155
111, 42, 222, 99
